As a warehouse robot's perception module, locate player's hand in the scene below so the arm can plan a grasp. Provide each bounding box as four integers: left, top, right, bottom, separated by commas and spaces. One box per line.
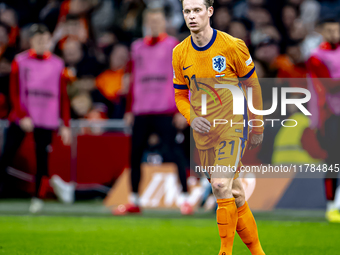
248, 133, 263, 150
191, 117, 211, 133
124, 112, 134, 127
60, 126, 71, 146
19, 117, 34, 133
173, 113, 188, 130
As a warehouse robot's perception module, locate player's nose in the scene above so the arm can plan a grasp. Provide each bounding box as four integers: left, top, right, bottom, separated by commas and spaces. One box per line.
188, 11, 195, 19
189, 15, 195, 20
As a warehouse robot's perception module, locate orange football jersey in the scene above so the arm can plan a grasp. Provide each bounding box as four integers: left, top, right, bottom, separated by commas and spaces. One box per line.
173, 29, 263, 150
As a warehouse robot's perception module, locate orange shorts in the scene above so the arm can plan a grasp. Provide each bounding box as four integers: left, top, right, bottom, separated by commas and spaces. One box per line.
198, 137, 247, 180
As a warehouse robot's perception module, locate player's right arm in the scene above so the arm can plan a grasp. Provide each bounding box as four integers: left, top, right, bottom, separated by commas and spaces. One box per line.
172, 47, 210, 133
231, 39, 264, 148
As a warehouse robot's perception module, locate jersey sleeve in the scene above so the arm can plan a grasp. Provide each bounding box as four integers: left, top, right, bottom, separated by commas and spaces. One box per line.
232, 40, 264, 134
172, 47, 187, 88
172, 46, 192, 124
233, 39, 255, 79
241, 70, 264, 134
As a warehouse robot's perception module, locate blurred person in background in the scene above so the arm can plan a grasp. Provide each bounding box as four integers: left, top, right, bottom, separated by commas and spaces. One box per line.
70, 92, 93, 119
70, 92, 107, 135
0, 24, 71, 213
53, 14, 89, 53
228, 20, 250, 45
62, 38, 102, 82
58, 0, 98, 28
0, 22, 16, 119
0, 5, 19, 48
212, 6, 231, 32
94, 43, 130, 119
274, 40, 308, 88
114, 8, 191, 215
281, 4, 299, 34
19, 24, 33, 52
251, 25, 281, 50
61, 38, 104, 118
307, 18, 340, 222
113, 0, 146, 40
254, 37, 280, 77
248, 6, 272, 30
144, 0, 184, 35
233, 0, 266, 19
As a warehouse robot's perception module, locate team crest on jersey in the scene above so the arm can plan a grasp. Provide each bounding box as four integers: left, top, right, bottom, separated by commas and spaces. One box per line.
212, 55, 226, 72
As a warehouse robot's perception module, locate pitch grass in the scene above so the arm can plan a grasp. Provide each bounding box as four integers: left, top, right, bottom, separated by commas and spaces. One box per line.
0, 216, 339, 255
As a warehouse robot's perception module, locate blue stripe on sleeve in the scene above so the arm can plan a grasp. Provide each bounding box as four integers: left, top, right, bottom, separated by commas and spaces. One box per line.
174, 84, 188, 89
239, 67, 255, 80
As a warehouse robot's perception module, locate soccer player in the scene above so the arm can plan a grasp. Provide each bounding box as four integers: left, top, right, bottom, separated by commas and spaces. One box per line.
307, 18, 340, 222
0, 24, 71, 213
173, 0, 265, 254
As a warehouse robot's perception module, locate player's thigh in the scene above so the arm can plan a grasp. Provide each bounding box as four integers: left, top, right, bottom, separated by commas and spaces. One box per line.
197, 148, 215, 179
198, 148, 216, 170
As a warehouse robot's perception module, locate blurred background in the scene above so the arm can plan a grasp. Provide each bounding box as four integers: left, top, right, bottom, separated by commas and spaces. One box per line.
0, 0, 339, 215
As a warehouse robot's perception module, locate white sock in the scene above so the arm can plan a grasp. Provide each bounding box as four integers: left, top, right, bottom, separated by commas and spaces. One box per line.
129, 193, 139, 206
327, 201, 336, 211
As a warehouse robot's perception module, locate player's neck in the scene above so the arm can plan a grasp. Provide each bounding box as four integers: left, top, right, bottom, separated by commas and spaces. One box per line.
191, 26, 214, 47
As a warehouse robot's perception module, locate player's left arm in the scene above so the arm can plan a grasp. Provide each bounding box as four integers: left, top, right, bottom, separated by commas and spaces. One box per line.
233, 39, 264, 148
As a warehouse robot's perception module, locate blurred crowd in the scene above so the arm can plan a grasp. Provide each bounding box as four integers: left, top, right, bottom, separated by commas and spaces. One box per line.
0, 0, 338, 121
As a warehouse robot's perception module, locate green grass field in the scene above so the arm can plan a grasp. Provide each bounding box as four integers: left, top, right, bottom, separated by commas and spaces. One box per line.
0, 201, 339, 255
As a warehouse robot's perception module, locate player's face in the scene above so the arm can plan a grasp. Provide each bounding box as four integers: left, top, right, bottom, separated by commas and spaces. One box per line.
182, 0, 213, 33
110, 45, 129, 70
30, 32, 51, 55
145, 12, 166, 37
322, 23, 340, 45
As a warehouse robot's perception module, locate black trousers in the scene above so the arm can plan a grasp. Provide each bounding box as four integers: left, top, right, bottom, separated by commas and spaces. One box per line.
130, 115, 188, 193
320, 115, 340, 201
0, 123, 53, 198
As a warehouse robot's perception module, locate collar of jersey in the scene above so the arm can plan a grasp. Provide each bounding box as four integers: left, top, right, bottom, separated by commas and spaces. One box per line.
28, 49, 51, 60
191, 29, 217, 51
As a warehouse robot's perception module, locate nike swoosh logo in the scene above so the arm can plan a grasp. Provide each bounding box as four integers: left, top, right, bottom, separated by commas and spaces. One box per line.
183, 65, 192, 70
218, 157, 230, 160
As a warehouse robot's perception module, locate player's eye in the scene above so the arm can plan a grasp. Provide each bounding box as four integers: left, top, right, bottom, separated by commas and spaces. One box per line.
184, 9, 190, 14
195, 8, 201, 12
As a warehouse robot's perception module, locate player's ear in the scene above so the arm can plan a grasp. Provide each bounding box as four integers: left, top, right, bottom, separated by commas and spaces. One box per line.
208, 6, 213, 18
